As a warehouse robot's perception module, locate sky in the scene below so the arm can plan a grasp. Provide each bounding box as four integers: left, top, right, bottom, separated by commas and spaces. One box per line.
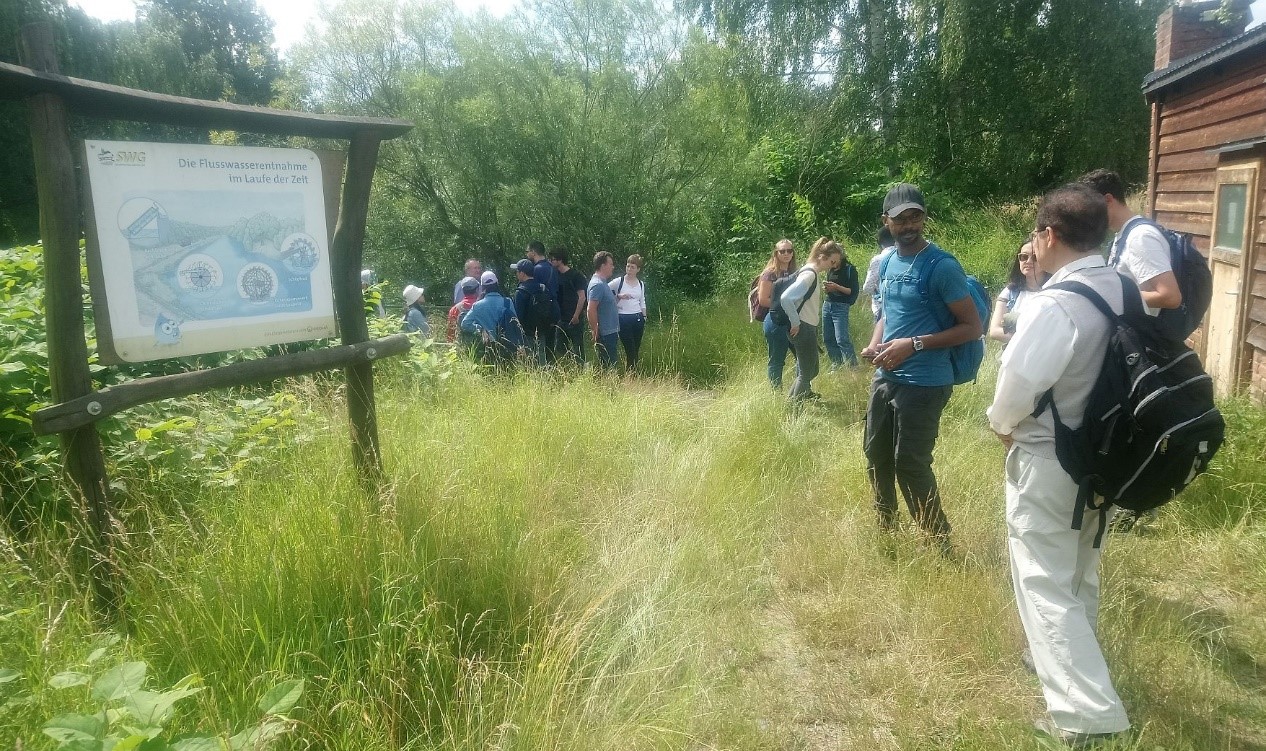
70, 0, 1266, 57
70, 0, 519, 55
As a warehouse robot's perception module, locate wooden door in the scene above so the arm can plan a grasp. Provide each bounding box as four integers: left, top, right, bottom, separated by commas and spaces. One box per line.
1207, 161, 1259, 396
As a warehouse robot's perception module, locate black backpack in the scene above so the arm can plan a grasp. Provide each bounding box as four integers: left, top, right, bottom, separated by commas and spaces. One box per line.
522, 285, 554, 330
1110, 217, 1212, 342
767, 267, 815, 327
1033, 276, 1224, 546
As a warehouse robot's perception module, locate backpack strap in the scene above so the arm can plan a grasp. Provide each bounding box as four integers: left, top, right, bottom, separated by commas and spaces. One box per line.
792, 266, 816, 313
1110, 215, 1157, 267
617, 276, 625, 295
1031, 274, 1141, 549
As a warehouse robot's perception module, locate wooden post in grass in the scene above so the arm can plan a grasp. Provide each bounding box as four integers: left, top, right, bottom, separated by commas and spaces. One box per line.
331, 133, 385, 481
3, 21, 413, 613
19, 23, 120, 614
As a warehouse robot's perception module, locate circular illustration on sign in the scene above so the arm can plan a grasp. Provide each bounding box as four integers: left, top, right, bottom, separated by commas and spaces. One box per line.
117, 197, 169, 249
237, 263, 279, 303
280, 233, 320, 274
176, 253, 224, 295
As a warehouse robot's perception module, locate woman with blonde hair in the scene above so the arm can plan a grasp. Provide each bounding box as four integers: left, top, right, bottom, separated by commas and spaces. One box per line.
779, 237, 843, 401
756, 239, 797, 388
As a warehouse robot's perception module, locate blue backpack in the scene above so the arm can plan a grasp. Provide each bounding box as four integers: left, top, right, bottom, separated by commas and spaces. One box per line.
880, 247, 990, 385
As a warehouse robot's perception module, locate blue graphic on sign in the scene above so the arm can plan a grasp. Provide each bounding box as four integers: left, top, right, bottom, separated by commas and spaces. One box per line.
122, 191, 323, 325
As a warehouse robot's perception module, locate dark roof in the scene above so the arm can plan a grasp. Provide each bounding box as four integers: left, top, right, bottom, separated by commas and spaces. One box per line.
1143, 22, 1266, 97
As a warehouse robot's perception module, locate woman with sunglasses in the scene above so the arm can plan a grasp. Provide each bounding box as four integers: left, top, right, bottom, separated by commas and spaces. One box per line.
988, 238, 1049, 345
757, 239, 797, 388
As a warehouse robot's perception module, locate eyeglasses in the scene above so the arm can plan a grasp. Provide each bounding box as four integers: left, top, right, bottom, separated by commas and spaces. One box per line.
1017, 252, 1034, 261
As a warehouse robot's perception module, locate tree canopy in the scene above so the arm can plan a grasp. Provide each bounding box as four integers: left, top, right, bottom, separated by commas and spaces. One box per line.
1, 0, 1184, 295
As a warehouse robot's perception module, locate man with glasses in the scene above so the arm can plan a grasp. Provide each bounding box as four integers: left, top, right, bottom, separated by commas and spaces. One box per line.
987, 183, 1130, 746
860, 183, 983, 554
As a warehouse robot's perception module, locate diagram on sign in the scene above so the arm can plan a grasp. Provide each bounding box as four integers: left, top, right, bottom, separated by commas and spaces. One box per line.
116, 191, 321, 345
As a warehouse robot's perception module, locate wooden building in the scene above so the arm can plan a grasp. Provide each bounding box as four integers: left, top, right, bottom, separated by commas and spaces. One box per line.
1144, 1, 1266, 398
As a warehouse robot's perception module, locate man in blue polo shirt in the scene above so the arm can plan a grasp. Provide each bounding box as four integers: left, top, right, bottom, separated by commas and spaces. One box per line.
860, 183, 983, 552
587, 251, 620, 369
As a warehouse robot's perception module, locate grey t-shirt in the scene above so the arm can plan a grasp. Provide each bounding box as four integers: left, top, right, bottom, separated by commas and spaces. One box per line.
588, 275, 620, 336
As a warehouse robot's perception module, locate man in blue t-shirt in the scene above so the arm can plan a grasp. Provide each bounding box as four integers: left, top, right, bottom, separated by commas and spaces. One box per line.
860, 183, 983, 552
586, 251, 621, 369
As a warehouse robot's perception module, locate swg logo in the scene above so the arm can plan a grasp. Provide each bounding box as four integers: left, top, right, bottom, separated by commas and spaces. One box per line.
99, 149, 146, 166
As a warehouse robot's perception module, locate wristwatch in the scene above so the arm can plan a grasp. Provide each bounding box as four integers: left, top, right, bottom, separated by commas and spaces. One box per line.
911, 336, 924, 352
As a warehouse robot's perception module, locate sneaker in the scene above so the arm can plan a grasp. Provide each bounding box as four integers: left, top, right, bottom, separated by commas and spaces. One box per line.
1108, 510, 1137, 534
804, 390, 823, 401
1033, 717, 1127, 748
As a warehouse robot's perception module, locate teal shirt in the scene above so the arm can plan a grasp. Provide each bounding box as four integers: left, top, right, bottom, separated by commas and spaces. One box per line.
877, 243, 970, 387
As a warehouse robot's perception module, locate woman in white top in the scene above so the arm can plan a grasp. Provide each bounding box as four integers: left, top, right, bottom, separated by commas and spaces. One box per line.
989, 238, 1048, 345
610, 253, 648, 371
780, 237, 843, 401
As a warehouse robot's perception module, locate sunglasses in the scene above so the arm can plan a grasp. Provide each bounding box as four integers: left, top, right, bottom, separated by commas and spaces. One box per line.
777, 248, 794, 255
1017, 252, 1034, 261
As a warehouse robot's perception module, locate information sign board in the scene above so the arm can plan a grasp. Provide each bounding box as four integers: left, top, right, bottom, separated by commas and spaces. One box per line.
83, 141, 337, 363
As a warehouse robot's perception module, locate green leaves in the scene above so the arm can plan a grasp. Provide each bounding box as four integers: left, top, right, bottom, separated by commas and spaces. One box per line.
34, 654, 304, 751
256, 679, 304, 716
92, 662, 148, 702
49, 671, 93, 689
43, 713, 107, 743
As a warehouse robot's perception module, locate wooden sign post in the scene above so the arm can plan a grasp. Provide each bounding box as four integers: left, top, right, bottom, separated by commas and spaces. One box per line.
3, 23, 414, 614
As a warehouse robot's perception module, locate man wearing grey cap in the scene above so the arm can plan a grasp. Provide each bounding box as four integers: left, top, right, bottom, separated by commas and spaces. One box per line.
860, 183, 983, 554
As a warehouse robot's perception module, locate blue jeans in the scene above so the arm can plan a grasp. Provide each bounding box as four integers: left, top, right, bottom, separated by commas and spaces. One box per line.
763, 315, 792, 387
822, 301, 857, 367
595, 332, 619, 369
618, 313, 645, 371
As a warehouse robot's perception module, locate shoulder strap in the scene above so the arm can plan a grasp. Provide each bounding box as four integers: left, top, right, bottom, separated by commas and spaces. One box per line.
1110, 216, 1155, 266
794, 266, 816, 312
617, 276, 625, 294
917, 248, 950, 300
1046, 274, 1143, 321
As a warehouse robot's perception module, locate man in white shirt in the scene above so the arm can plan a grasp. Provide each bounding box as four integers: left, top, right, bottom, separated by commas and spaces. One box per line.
987, 183, 1131, 747
1079, 169, 1176, 531
1078, 169, 1181, 317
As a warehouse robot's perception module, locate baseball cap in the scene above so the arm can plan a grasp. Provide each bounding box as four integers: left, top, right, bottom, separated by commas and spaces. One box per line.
402, 284, 424, 306
459, 275, 479, 291
513, 259, 534, 275
883, 183, 926, 218
480, 270, 499, 286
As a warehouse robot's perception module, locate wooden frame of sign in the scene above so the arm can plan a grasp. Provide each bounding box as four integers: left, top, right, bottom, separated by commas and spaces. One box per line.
1, 23, 415, 614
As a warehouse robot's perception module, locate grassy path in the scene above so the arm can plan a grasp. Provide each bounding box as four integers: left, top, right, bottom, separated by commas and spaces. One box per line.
3, 346, 1265, 750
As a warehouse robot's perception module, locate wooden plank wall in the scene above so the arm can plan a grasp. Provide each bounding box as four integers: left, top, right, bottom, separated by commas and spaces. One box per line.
1151, 54, 1266, 397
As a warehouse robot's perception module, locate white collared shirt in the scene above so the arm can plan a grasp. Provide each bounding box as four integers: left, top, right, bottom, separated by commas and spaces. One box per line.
987, 255, 1126, 459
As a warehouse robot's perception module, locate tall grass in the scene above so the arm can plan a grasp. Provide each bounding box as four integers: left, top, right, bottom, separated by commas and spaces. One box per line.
2, 291, 1264, 750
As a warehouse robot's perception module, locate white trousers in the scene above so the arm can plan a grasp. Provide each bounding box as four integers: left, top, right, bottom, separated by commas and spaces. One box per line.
1006, 446, 1131, 734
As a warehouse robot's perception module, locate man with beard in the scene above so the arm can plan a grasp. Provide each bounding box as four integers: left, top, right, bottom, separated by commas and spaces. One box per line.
860, 183, 982, 554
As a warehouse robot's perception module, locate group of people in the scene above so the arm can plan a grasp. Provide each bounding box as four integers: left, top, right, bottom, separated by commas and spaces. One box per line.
384, 243, 649, 371
766, 176, 1184, 747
